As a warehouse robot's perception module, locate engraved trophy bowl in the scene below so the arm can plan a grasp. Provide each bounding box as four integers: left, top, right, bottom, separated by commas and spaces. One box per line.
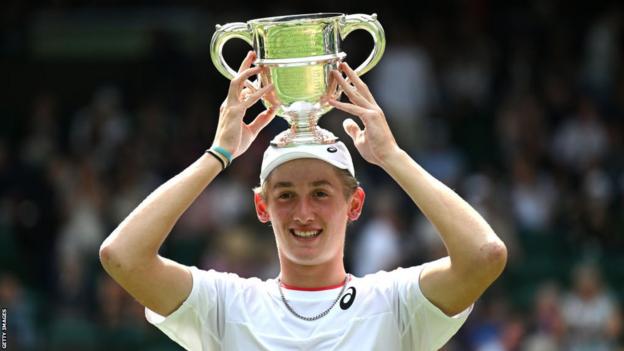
210, 13, 385, 146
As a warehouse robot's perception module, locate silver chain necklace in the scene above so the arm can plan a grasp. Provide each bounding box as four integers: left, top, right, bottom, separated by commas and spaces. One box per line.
277, 275, 349, 321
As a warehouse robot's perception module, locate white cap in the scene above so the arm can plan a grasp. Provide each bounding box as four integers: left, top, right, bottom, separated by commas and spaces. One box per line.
260, 141, 355, 185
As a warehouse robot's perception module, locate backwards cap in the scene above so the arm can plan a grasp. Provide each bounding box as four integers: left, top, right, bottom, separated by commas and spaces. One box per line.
260, 141, 355, 185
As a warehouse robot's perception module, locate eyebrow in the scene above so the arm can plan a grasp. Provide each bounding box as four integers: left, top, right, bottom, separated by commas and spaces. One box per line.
271, 180, 334, 189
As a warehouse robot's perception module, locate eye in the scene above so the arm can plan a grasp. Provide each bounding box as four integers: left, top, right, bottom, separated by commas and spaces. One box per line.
277, 192, 294, 200
314, 190, 329, 198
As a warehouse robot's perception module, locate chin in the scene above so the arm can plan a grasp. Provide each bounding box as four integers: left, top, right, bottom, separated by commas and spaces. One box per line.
288, 253, 325, 266
284, 248, 339, 267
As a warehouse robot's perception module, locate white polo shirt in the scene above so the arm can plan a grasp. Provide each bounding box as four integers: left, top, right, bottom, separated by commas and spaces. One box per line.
145, 264, 472, 350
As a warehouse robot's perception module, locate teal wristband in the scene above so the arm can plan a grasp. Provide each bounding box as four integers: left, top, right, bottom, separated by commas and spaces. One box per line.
211, 146, 233, 163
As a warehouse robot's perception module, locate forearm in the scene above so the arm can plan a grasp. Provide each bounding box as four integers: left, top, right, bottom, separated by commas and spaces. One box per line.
381, 148, 506, 274
100, 153, 222, 270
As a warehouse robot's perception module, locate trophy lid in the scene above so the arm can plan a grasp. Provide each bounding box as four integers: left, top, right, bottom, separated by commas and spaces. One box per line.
248, 13, 344, 24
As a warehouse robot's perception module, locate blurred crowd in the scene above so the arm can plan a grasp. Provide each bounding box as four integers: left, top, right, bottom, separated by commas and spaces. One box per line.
1, 1, 624, 350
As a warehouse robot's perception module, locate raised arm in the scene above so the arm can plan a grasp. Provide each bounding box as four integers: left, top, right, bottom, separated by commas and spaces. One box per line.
329, 62, 507, 316
99, 51, 276, 316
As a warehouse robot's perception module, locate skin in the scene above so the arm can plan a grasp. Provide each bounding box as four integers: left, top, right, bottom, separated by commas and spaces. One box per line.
254, 159, 365, 288
100, 53, 507, 319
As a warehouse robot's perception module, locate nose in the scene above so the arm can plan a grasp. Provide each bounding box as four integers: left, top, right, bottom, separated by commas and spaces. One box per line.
293, 196, 315, 224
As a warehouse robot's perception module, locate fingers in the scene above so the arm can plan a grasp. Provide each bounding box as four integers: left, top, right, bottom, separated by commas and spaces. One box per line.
248, 107, 278, 135
342, 118, 362, 141
240, 87, 252, 101
228, 66, 263, 102
321, 74, 338, 104
339, 62, 375, 103
240, 80, 258, 100
331, 70, 373, 108
233, 66, 263, 85
244, 80, 257, 92
328, 98, 370, 118
243, 83, 274, 108
328, 73, 338, 93
238, 51, 256, 73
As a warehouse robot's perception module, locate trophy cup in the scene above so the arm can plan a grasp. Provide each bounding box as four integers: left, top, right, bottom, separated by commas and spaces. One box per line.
210, 13, 385, 146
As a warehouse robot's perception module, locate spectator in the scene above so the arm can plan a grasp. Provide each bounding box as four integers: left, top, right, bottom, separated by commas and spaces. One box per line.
509, 155, 557, 233
561, 262, 622, 350
522, 282, 565, 351
552, 96, 608, 173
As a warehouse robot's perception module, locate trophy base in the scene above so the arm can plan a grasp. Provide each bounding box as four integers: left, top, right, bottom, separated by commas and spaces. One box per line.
270, 127, 338, 147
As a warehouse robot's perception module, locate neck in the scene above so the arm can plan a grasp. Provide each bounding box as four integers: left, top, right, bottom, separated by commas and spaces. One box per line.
278, 255, 347, 289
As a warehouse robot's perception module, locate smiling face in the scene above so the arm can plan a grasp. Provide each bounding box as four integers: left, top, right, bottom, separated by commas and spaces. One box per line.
254, 158, 364, 268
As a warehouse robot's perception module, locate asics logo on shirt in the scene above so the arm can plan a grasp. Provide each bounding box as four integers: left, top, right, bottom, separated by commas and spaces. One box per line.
340, 287, 356, 310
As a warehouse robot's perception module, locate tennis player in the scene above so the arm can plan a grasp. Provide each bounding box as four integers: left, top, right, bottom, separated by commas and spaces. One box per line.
100, 51, 507, 350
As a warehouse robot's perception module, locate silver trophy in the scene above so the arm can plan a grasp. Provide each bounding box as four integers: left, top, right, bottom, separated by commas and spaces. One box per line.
211, 13, 385, 146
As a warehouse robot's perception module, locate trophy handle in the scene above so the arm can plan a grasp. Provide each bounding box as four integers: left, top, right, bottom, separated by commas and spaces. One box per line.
341, 14, 386, 76
210, 22, 254, 79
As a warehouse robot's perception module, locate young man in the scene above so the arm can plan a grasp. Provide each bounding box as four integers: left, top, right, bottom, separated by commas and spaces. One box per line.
100, 51, 507, 350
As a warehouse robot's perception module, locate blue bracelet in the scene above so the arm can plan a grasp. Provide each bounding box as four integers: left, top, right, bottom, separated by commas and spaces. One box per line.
211, 146, 233, 163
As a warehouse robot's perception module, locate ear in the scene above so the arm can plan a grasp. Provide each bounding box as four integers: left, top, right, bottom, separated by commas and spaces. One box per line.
254, 193, 271, 223
347, 187, 365, 221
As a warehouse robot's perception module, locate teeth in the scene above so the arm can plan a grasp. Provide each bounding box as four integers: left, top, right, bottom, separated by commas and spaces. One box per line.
293, 230, 320, 237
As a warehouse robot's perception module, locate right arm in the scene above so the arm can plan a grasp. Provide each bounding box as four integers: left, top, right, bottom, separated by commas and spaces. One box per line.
329, 62, 506, 316
99, 51, 276, 316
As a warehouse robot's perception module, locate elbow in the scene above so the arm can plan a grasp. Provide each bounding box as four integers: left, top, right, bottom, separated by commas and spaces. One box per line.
452, 235, 508, 283
99, 239, 119, 273
479, 238, 508, 280
99, 233, 156, 275
99, 234, 129, 274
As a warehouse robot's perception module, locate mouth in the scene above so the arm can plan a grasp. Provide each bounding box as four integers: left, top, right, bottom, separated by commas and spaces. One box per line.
290, 229, 322, 240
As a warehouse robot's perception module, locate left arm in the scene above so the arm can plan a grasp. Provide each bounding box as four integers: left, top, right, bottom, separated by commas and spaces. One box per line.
329, 62, 507, 316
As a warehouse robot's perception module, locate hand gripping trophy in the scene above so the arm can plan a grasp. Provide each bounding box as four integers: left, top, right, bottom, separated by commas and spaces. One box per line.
210, 13, 385, 146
